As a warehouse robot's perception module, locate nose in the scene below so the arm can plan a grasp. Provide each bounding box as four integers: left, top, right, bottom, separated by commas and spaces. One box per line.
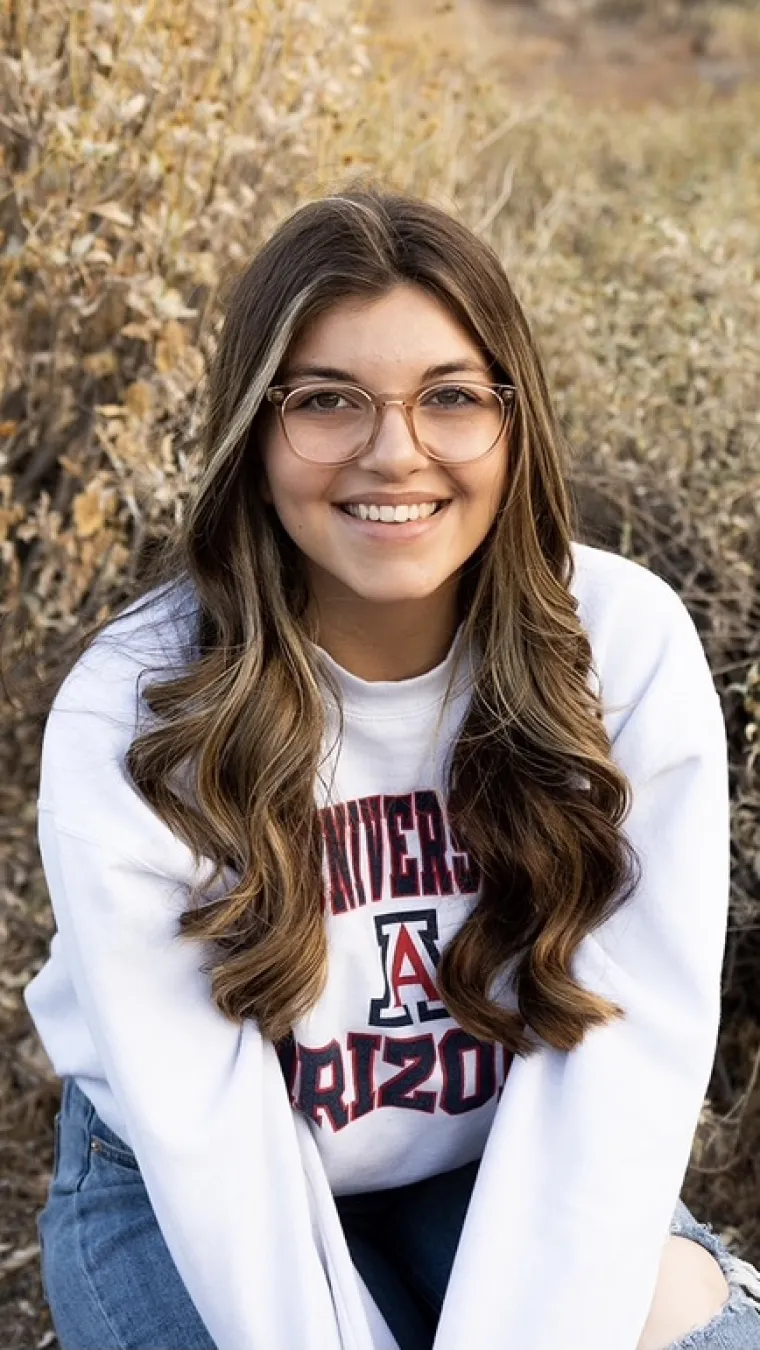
356, 401, 427, 472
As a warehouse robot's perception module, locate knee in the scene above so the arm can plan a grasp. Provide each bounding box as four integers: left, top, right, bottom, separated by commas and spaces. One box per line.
636, 1235, 730, 1350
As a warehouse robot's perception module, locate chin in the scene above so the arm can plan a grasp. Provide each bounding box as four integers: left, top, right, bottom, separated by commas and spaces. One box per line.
341, 581, 447, 605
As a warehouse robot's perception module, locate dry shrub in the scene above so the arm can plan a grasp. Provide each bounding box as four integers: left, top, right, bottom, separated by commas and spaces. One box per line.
1, 0, 758, 1343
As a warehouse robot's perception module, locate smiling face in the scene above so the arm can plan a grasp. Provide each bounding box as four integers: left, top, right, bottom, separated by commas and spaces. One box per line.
259, 283, 511, 671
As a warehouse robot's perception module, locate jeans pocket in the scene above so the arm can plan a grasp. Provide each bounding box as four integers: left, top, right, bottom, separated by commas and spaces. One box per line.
84, 1110, 142, 1188
88, 1133, 141, 1172
69, 1084, 140, 1175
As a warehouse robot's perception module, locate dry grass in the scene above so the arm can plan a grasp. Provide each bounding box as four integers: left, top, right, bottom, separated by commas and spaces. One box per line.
1, 0, 759, 1345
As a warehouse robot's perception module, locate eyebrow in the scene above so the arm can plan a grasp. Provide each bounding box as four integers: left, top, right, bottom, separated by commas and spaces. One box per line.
280, 359, 492, 383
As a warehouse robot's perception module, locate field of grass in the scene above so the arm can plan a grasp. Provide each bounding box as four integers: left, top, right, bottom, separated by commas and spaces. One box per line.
1, 0, 758, 1344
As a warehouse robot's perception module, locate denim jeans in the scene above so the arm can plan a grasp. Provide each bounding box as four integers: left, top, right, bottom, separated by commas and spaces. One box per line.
38, 1077, 760, 1350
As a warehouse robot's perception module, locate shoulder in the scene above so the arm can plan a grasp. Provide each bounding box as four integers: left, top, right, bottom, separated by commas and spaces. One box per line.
39, 578, 202, 870
569, 541, 702, 662
568, 543, 717, 733
569, 542, 688, 633
52, 577, 199, 723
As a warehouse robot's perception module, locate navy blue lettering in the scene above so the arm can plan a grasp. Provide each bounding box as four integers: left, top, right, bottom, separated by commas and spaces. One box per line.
347, 800, 367, 906
377, 1035, 436, 1113
347, 1031, 382, 1120
296, 1040, 350, 1130
415, 790, 454, 896
439, 1029, 497, 1115
369, 910, 448, 1028
321, 804, 355, 914
386, 795, 419, 897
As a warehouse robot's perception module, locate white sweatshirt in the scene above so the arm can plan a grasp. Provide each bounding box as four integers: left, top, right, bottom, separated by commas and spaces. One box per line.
24, 542, 730, 1350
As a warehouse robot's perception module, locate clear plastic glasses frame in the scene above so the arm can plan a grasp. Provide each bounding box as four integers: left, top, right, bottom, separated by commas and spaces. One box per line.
264, 379, 518, 465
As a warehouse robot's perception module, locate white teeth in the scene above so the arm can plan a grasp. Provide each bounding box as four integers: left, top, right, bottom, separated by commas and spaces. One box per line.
342, 502, 443, 523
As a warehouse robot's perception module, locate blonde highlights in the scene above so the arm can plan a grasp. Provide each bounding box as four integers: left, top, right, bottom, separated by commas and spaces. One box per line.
79, 189, 639, 1053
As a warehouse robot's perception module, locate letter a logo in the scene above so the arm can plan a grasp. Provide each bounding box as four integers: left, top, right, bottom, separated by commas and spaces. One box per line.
368, 910, 450, 1028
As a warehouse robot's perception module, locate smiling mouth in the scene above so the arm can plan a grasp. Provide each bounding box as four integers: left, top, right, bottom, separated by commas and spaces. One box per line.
336, 502, 448, 522
330, 501, 452, 542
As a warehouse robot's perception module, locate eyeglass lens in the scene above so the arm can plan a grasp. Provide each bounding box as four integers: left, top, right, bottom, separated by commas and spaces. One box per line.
281, 382, 506, 462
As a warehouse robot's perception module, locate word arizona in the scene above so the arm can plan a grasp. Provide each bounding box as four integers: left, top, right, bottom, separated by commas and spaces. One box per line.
279, 1029, 513, 1131
319, 789, 481, 917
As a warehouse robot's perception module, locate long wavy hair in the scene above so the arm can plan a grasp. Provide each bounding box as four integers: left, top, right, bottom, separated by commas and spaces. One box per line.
33, 187, 640, 1055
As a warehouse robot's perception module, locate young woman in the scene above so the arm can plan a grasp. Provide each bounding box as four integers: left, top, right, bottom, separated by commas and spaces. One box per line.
25, 188, 760, 1350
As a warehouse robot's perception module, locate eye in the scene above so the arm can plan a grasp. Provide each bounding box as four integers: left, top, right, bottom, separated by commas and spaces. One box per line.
302, 392, 348, 412
421, 383, 484, 408
286, 384, 366, 413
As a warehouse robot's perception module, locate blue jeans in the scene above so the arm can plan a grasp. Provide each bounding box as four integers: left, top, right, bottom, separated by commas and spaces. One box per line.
38, 1077, 760, 1350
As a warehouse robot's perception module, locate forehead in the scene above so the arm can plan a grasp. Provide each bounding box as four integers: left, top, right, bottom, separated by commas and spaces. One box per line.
285, 284, 486, 371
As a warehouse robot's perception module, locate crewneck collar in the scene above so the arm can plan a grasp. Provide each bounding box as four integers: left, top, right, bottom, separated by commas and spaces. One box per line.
309, 621, 475, 720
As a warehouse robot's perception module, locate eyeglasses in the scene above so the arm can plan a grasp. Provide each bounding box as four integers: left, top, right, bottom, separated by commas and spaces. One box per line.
264, 379, 517, 465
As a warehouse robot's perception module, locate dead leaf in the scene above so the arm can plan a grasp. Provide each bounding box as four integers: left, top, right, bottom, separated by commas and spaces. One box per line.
125, 380, 153, 416
156, 318, 189, 371
121, 321, 157, 341
73, 485, 106, 538
83, 351, 118, 377
91, 201, 134, 227
72, 481, 117, 538
94, 404, 128, 418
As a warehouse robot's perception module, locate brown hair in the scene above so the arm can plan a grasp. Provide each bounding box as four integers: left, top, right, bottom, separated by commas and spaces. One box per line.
29, 186, 639, 1055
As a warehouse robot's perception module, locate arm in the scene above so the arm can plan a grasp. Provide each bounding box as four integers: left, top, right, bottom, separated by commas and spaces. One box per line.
34, 650, 380, 1350
434, 565, 730, 1350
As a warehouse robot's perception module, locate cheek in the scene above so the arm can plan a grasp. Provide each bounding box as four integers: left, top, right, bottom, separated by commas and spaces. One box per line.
259, 429, 301, 512
255, 419, 280, 506
467, 454, 509, 521
261, 454, 336, 530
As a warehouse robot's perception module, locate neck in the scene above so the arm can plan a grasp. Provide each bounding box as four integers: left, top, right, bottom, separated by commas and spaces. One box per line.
309, 591, 460, 683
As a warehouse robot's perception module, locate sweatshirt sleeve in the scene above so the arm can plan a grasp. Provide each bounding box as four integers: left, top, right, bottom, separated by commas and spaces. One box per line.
33, 640, 374, 1350
433, 561, 730, 1350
